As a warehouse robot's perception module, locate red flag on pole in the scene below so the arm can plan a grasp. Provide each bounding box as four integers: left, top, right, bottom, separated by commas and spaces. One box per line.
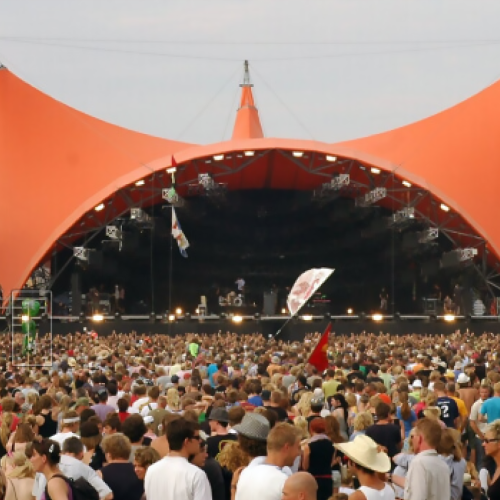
307, 323, 332, 372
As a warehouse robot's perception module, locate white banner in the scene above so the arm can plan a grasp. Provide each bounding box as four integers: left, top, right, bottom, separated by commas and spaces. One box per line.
287, 268, 334, 316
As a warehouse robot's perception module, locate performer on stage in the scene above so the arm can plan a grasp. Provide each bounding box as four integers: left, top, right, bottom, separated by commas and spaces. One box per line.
379, 287, 388, 312
235, 277, 245, 292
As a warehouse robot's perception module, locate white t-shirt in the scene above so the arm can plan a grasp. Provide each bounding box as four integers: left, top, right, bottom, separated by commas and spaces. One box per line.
145, 456, 211, 500
132, 396, 149, 411
49, 431, 80, 447
141, 402, 158, 416
235, 459, 289, 500
470, 398, 489, 434
32, 455, 112, 500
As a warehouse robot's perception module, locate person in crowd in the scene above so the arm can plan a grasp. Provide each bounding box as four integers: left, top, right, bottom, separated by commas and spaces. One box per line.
50, 410, 80, 447
437, 428, 466, 500
34, 396, 59, 439
80, 421, 105, 470
481, 419, 500, 498
122, 414, 150, 461
145, 417, 212, 500
392, 418, 451, 500
281, 472, 318, 500
234, 423, 302, 500
365, 402, 401, 459
207, 408, 237, 459
334, 434, 394, 500
91, 389, 116, 422
3, 450, 35, 500
133, 445, 161, 500
188, 436, 226, 500
100, 433, 144, 500
301, 418, 334, 500
30, 439, 72, 500
479, 381, 500, 425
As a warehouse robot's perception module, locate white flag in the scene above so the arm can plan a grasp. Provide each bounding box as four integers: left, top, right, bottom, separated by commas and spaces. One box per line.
287, 268, 334, 316
171, 207, 189, 258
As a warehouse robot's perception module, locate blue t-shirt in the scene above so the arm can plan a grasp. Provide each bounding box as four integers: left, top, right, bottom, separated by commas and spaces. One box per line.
248, 395, 263, 407
396, 406, 417, 437
437, 396, 459, 428
207, 364, 218, 387
480, 397, 500, 423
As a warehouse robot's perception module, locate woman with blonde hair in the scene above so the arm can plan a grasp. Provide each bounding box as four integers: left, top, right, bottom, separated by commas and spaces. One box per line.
293, 392, 314, 417
396, 391, 416, 449
166, 388, 181, 413
3, 451, 35, 500
349, 412, 374, 441
437, 428, 466, 500
5, 424, 35, 456
293, 416, 310, 441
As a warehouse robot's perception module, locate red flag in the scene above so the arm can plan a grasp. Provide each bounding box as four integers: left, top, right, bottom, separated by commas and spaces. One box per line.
307, 323, 332, 372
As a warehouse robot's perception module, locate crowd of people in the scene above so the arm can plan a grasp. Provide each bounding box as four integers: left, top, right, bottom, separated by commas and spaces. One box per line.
0, 329, 498, 500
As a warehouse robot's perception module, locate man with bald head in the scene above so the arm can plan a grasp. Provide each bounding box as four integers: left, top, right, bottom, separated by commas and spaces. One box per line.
282, 472, 318, 500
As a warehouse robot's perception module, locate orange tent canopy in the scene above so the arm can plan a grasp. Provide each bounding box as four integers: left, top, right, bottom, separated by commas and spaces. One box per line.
1, 62, 499, 298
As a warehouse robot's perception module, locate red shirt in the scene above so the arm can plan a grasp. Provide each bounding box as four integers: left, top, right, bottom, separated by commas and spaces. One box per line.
118, 412, 130, 423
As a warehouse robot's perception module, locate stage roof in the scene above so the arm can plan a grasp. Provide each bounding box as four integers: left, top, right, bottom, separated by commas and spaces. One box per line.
1, 61, 499, 298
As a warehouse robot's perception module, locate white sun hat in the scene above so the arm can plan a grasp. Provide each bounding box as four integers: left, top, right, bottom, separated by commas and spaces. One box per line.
334, 435, 391, 473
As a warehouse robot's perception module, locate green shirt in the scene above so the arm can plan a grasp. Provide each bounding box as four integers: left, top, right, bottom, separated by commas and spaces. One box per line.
322, 379, 340, 399
189, 343, 199, 357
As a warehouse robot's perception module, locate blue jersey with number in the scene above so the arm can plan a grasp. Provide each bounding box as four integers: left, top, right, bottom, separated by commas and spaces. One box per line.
437, 396, 459, 428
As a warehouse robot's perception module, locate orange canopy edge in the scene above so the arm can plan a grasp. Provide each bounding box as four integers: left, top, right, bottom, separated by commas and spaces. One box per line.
1, 61, 499, 298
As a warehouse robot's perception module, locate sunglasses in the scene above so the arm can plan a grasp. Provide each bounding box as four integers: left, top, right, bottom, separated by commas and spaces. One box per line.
482, 438, 500, 444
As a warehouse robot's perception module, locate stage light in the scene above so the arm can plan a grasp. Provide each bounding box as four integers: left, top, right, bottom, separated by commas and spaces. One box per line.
281, 308, 287, 314
166, 167, 177, 174
21, 315, 29, 322
94, 203, 105, 212
175, 308, 182, 315
326, 155, 337, 162
244, 151, 255, 157
402, 180, 412, 188
292, 151, 304, 158
372, 313, 383, 322
168, 314, 176, 322
347, 308, 353, 315
195, 308, 200, 314
135, 179, 145, 186
302, 315, 313, 321
232, 315, 243, 323
213, 154, 224, 161
440, 203, 450, 212
92, 314, 104, 322
443, 314, 455, 322
370, 167, 381, 174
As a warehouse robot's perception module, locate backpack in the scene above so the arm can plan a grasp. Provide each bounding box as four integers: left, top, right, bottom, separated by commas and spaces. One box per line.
46, 474, 99, 500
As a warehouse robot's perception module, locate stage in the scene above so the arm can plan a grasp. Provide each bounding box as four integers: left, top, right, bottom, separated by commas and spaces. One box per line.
2, 315, 500, 341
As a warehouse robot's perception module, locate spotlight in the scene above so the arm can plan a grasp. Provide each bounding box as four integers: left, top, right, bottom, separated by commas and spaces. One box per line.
21, 315, 29, 322
135, 179, 145, 186
168, 314, 176, 322
232, 315, 243, 323
175, 307, 183, 316
213, 154, 224, 161
292, 151, 304, 158
92, 314, 104, 322
402, 180, 412, 188
347, 308, 353, 315
166, 167, 177, 174
443, 314, 455, 322
244, 151, 255, 157
370, 167, 381, 174
94, 203, 105, 212
195, 308, 200, 314
372, 313, 383, 322
326, 155, 337, 162
440, 203, 450, 212
281, 308, 287, 314
302, 315, 313, 321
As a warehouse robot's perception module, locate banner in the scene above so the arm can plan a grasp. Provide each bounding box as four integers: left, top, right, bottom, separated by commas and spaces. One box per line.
171, 207, 189, 258
287, 268, 334, 316
307, 322, 332, 372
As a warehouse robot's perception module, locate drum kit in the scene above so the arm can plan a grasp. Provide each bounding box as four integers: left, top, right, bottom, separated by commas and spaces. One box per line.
219, 290, 244, 307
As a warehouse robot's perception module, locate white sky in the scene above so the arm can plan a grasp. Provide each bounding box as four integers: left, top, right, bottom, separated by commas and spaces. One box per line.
1, 0, 500, 145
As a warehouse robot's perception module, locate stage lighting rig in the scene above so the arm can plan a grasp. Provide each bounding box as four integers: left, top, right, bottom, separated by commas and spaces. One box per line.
73, 247, 89, 262
459, 248, 478, 261
313, 174, 350, 199
418, 227, 438, 244
197, 173, 227, 199
104, 225, 123, 251
356, 187, 387, 207
162, 187, 184, 207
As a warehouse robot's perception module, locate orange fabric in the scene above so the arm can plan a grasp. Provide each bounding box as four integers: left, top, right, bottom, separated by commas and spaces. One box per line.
231, 86, 263, 140
0, 68, 192, 297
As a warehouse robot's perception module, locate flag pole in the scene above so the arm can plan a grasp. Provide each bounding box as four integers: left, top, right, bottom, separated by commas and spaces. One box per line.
168, 206, 173, 334
274, 315, 295, 338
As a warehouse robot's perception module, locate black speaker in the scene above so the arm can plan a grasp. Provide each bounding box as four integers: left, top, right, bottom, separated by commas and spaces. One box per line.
71, 271, 82, 315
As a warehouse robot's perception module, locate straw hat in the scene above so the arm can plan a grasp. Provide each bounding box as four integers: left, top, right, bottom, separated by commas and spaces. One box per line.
334, 435, 391, 473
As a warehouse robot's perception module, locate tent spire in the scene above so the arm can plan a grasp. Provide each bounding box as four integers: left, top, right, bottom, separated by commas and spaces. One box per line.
231, 60, 264, 140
